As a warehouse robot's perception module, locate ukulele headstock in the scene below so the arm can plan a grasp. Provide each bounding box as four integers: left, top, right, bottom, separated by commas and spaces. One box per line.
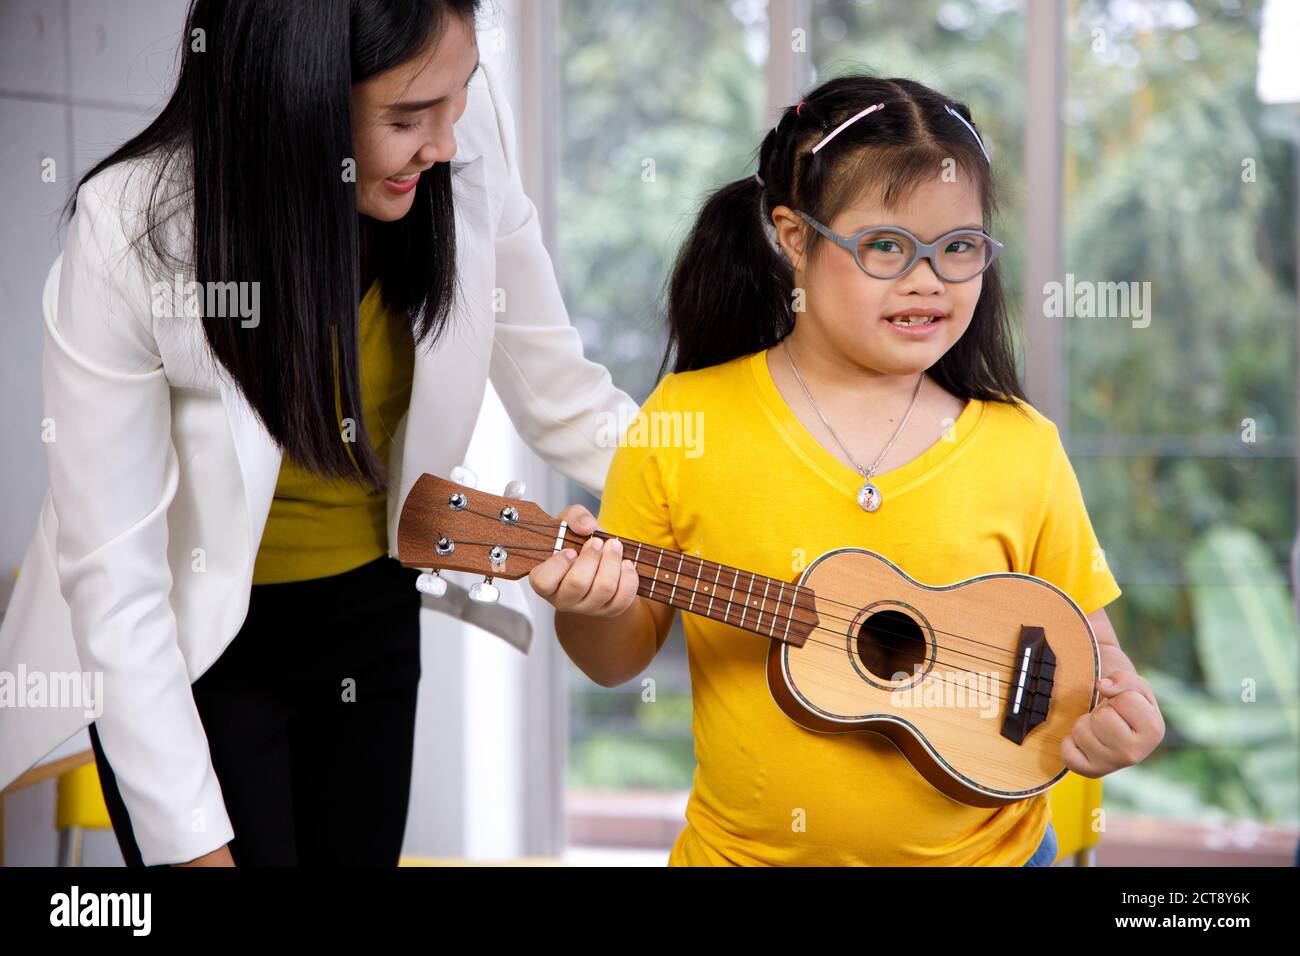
396, 473, 560, 581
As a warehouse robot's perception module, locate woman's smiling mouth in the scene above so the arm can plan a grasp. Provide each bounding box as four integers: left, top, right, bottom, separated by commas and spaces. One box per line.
383, 170, 422, 194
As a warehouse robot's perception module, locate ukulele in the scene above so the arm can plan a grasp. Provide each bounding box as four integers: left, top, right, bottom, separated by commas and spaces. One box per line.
398, 473, 1101, 807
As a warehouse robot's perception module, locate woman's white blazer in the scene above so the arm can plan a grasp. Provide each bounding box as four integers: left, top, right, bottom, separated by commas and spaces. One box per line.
0, 60, 637, 865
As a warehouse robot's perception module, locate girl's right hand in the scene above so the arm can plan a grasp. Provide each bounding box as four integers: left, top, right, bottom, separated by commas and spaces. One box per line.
529, 504, 641, 618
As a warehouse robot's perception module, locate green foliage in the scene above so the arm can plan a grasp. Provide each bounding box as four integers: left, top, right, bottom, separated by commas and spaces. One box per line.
568, 732, 697, 789
1062, 0, 1298, 824
1136, 526, 1299, 822
559, 0, 768, 399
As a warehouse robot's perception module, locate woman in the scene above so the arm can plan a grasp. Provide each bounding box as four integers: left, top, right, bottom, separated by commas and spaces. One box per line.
0, 0, 626, 866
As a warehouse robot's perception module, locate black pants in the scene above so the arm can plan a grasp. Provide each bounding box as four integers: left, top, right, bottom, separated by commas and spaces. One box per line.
89, 554, 423, 867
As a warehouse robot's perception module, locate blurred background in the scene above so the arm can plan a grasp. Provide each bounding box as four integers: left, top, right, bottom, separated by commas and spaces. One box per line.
1, 0, 1296, 866
554, 0, 1300, 866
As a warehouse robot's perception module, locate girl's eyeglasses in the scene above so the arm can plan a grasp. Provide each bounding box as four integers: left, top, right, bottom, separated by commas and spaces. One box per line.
795, 211, 1003, 283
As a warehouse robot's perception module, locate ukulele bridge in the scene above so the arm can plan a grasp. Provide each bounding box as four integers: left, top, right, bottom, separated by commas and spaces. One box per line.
1000, 625, 1055, 745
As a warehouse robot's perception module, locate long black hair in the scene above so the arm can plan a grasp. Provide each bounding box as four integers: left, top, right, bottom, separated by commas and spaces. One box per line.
662, 73, 1026, 409
64, 0, 481, 492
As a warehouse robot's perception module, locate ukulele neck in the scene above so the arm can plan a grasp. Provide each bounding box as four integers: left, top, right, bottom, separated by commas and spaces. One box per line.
591, 532, 817, 648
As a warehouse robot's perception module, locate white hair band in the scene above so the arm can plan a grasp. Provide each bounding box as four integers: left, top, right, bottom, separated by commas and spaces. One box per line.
810, 102, 885, 154
944, 104, 991, 164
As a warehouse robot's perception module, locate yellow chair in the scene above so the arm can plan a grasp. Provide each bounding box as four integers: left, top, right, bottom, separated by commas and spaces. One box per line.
0, 749, 111, 866
55, 758, 113, 866
0, 562, 112, 866
1048, 771, 1103, 865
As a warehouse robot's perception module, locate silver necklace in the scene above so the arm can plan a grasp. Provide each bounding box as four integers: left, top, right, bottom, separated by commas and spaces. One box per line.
782, 338, 924, 513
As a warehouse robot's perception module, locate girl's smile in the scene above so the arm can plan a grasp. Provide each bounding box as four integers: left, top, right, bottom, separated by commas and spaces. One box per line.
883, 307, 948, 333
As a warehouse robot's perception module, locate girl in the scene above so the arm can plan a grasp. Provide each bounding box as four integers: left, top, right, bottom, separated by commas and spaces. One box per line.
531, 74, 1165, 866
0, 0, 635, 867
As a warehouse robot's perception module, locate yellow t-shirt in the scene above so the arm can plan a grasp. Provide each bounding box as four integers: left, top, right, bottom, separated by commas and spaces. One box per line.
251, 280, 415, 584
595, 348, 1122, 866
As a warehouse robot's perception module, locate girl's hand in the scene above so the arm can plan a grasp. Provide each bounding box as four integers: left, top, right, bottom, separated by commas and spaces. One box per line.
1061, 669, 1165, 778
528, 504, 641, 618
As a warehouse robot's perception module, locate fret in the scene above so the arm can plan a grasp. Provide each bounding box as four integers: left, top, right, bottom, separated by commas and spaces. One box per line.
619, 540, 811, 648
776, 582, 789, 640
739, 573, 755, 628
669, 552, 684, 604
706, 562, 722, 617
728, 568, 739, 627
686, 554, 698, 611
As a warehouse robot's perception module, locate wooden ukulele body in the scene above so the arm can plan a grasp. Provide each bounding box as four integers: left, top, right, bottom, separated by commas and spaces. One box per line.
766, 548, 1100, 807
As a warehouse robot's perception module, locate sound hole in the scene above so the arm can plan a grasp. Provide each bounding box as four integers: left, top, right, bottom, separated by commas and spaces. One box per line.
855, 609, 926, 682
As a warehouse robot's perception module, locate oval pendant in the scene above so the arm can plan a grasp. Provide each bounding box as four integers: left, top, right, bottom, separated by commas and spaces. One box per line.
858, 480, 881, 512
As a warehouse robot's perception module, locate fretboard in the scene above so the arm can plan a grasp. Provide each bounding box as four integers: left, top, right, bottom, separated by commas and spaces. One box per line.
594, 532, 818, 647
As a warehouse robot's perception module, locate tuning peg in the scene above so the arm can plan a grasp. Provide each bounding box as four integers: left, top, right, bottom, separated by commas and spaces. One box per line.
450, 464, 478, 489
503, 479, 526, 499
416, 571, 447, 597
469, 577, 500, 604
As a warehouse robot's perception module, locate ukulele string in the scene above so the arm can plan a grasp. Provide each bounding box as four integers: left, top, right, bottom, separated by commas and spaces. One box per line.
451, 508, 1075, 697
444, 533, 1034, 701
450, 508, 1012, 663
441, 510, 1082, 699
515, 514, 1059, 664
576, 530, 1073, 667
462, 507, 1035, 663
461, 506, 1073, 675
431, 508, 1077, 755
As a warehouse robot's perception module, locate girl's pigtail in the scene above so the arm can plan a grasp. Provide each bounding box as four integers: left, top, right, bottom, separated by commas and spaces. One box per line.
660, 173, 793, 376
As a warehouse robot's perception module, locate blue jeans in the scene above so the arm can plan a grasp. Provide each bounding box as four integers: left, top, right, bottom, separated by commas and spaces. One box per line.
1021, 822, 1058, 867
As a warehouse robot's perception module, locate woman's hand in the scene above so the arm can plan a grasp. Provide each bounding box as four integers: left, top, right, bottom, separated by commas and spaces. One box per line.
172, 844, 235, 867
1061, 668, 1166, 778
528, 504, 640, 618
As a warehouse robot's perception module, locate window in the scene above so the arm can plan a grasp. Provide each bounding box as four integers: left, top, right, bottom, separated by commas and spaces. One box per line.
548, 0, 1300, 858
1063, 0, 1298, 831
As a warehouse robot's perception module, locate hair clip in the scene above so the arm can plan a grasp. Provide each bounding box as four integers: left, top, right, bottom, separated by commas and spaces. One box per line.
810, 102, 885, 155
944, 105, 991, 164
754, 171, 765, 187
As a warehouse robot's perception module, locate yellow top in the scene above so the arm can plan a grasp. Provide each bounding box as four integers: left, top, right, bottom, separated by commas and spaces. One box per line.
595, 348, 1122, 866
251, 281, 415, 584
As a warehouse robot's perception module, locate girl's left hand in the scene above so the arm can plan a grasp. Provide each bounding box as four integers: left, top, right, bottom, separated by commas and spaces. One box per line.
1061, 669, 1166, 777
